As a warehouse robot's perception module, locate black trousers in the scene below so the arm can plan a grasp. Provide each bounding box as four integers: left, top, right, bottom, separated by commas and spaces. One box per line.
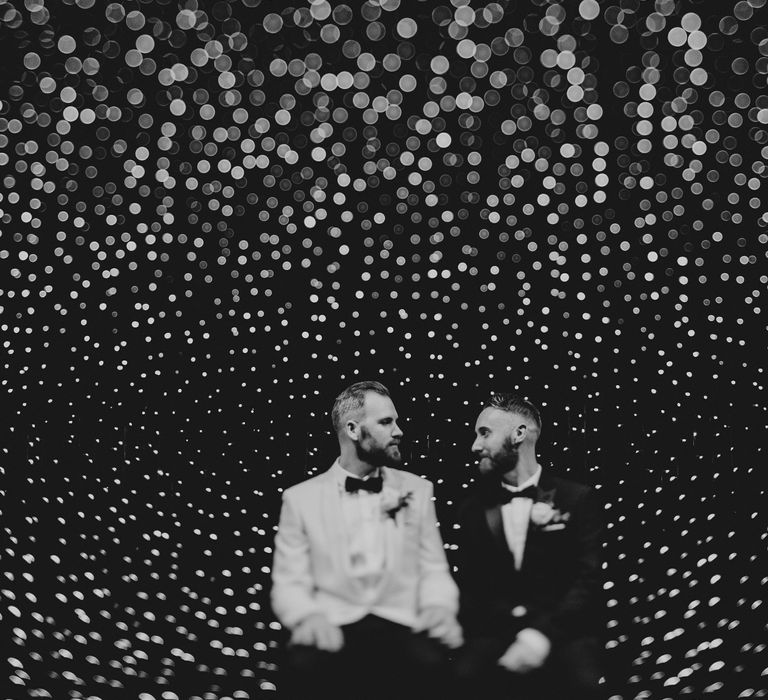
281, 614, 452, 700
453, 633, 603, 700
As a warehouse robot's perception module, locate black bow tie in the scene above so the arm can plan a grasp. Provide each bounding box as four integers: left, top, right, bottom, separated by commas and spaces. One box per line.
495, 484, 538, 504
345, 475, 383, 494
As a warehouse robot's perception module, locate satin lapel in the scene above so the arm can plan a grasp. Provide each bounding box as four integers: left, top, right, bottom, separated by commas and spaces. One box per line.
382, 467, 405, 575
483, 504, 509, 554
535, 471, 557, 505
320, 470, 354, 590
522, 472, 557, 572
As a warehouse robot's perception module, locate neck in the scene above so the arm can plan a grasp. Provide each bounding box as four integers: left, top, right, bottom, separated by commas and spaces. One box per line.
501, 452, 539, 487
339, 444, 379, 478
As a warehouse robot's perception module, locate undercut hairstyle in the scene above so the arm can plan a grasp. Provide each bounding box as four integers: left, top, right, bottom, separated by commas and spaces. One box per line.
331, 381, 390, 433
484, 392, 542, 431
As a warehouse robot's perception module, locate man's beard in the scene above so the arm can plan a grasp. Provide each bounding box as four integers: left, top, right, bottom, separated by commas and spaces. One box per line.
357, 427, 402, 467
481, 435, 519, 475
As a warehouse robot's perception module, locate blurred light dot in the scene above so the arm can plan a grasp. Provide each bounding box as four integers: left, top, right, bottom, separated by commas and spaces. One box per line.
681, 12, 702, 32
397, 18, 417, 38
579, 0, 600, 20
668, 27, 688, 47
264, 13, 283, 33
57, 35, 76, 54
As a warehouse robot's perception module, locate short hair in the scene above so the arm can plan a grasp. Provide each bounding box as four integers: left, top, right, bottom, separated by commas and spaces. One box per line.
331, 381, 390, 433
484, 392, 542, 430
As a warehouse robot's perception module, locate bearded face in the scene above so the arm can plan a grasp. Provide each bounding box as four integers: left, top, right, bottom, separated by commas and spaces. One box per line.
356, 423, 402, 467
472, 407, 529, 480
477, 434, 519, 476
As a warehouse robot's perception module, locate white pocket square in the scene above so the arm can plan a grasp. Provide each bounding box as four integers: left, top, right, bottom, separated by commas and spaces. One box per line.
541, 523, 567, 531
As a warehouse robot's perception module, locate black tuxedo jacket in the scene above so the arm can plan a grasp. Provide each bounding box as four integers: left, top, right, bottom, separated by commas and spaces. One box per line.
455, 471, 603, 647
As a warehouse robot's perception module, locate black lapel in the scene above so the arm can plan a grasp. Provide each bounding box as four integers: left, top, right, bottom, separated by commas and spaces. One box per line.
520, 472, 551, 573
535, 471, 557, 504
483, 504, 509, 554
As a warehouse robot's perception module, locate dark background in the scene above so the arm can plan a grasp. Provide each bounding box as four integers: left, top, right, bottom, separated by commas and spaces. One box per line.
2, 0, 767, 697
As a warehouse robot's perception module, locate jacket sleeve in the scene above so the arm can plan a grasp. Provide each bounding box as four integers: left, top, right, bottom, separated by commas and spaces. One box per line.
417, 480, 460, 613
529, 487, 603, 644
270, 490, 321, 629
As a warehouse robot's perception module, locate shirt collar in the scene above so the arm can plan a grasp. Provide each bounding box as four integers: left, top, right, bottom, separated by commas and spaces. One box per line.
331, 458, 382, 488
501, 465, 542, 492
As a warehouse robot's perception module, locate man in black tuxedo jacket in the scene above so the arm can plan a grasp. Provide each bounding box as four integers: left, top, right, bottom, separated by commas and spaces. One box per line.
454, 393, 604, 699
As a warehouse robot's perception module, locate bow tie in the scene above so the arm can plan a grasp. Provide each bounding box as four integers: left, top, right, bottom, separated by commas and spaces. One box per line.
495, 484, 538, 504
345, 475, 383, 494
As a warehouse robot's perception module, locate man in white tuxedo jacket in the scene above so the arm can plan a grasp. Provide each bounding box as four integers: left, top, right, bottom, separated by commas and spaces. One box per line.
271, 381, 462, 699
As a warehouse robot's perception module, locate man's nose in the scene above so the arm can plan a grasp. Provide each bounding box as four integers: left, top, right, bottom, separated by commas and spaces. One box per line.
471, 437, 482, 453
392, 422, 403, 438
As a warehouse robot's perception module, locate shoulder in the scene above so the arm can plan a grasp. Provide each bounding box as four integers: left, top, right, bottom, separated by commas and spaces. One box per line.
282, 470, 332, 502
546, 473, 600, 510
548, 474, 592, 497
383, 467, 433, 493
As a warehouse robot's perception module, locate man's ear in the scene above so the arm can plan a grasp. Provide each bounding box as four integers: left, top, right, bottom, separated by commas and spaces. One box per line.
514, 423, 528, 443
345, 420, 360, 442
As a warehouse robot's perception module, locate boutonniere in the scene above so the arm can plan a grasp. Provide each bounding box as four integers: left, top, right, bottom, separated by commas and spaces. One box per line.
530, 489, 570, 528
381, 486, 413, 522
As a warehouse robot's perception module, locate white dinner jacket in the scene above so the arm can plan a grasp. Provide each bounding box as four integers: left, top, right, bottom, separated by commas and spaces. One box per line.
271, 461, 459, 629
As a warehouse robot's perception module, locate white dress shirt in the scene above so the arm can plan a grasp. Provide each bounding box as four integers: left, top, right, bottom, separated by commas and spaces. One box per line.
499, 466, 552, 657
500, 466, 542, 571
336, 465, 387, 591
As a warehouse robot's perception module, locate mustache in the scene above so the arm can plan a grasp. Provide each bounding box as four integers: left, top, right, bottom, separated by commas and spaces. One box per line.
476, 441, 520, 471
476, 444, 519, 458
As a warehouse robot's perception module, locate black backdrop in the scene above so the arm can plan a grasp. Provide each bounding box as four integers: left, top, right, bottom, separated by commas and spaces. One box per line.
2, 0, 767, 697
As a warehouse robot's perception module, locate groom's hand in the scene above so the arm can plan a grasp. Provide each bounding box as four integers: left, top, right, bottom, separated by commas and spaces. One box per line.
497, 627, 551, 673
414, 606, 464, 649
291, 613, 344, 652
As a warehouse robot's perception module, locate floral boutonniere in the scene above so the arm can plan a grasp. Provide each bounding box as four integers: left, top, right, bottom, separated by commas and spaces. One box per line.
381, 486, 413, 522
530, 489, 570, 528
